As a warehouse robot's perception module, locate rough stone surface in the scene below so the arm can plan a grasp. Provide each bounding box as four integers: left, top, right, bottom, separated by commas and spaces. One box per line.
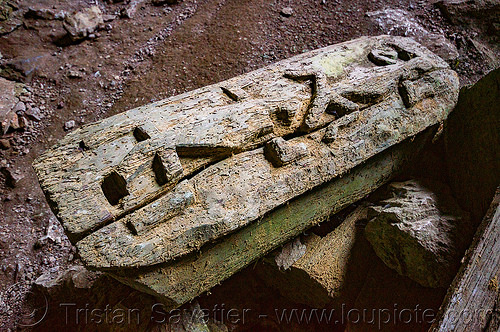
34, 265, 101, 297
365, 179, 472, 288
257, 206, 378, 310
63, 6, 103, 42
367, 8, 459, 62
436, 0, 500, 68
0, 77, 22, 134
33, 36, 459, 271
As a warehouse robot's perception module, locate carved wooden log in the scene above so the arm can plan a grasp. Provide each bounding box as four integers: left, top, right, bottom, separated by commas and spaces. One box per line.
110, 132, 432, 309
365, 179, 472, 288
430, 187, 500, 332
33, 35, 459, 271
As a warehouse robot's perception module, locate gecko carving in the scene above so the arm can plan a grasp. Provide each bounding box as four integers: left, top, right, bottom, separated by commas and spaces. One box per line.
33, 36, 459, 271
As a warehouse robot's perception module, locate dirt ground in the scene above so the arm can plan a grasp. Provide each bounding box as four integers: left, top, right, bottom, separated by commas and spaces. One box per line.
0, 0, 497, 331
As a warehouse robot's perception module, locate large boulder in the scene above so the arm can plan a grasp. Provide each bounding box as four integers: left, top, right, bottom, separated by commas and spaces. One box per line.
436, 0, 500, 68
256, 206, 378, 311
365, 180, 472, 288
366, 8, 459, 62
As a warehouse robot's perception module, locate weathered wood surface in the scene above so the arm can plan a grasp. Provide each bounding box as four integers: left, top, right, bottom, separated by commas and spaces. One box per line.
110, 133, 432, 309
430, 187, 500, 332
33, 35, 459, 270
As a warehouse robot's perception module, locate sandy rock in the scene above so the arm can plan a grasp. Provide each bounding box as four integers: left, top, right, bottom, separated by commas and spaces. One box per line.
1, 167, 23, 188
258, 207, 377, 310
445, 68, 500, 223
367, 8, 459, 62
63, 6, 103, 42
34, 266, 101, 296
25, 6, 67, 20
365, 180, 472, 288
63, 120, 75, 130
280, 7, 293, 17
0, 77, 19, 134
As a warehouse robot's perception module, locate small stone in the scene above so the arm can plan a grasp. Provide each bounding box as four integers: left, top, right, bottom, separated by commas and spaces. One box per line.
0, 139, 10, 150
67, 70, 82, 78
34, 235, 51, 249
25, 107, 43, 121
13, 101, 26, 114
7, 113, 20, 131
17, 116, 28, 129
1, 167, 23, 188
64, 120, 75, 130
280, 7, 293, 17
102, 14, 116, 22
63, 6, 103, 42
152, 0, 178, 5
35, 266, 102, 297
365, 180, 472, 288
25, 7, 67, 20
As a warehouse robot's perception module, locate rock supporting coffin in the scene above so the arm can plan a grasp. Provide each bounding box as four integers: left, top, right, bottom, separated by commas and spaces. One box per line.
365, 180, 471, 288
256, 206, 377, 309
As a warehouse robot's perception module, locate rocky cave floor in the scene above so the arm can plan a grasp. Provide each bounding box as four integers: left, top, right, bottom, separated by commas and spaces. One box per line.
0, 0, 498, 331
